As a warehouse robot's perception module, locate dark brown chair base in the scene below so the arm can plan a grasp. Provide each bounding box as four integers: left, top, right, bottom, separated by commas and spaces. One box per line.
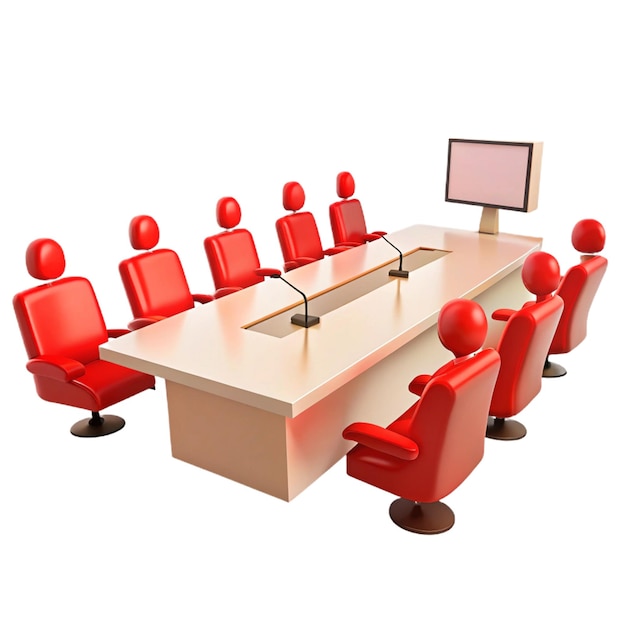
389, 499, 455, 534
70, 412, 125, 438
486, 416, 527, 440
543, 359, 567, 378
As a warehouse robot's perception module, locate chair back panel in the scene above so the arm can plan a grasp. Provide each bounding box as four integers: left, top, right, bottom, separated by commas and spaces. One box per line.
329, 199, 367, 245
491, 295, 564, 417
119, 249, 194, 319
550, 256, 607, 354
404, 348, 500, 501
13, 277, 107, 364
276, 212, 324, 264
204, 229, 263, 290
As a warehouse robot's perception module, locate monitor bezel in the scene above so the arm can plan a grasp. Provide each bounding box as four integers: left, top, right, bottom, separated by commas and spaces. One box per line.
445, 138, 536, 213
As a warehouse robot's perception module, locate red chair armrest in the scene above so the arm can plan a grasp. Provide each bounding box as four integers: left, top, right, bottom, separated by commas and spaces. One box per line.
128, 316, 165, 330
491, 308, 516, 322
107, 328, 130, 338
285, 258, 316, 271
363, 233, 382, 242
372, 231, 387, 236
192, 293, 214, 304
408, 374, 431, 396
255, 267, 283, 278
26, 355, 86, 381
214, 287, 243, 298
284, 260, 300, 272
323, 246, 351, 256
342, 422, 419, 461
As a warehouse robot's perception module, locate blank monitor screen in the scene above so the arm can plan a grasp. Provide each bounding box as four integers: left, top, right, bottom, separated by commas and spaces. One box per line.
445, 139, 538, 212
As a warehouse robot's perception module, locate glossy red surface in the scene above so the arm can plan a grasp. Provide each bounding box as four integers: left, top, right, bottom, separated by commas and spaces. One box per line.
120, 249, 197, 320
549, 255, 607, 355
336, 171, 355, 199
343, 298, 500, 505
277, 181, 349, 271
344, 347, 500, 503
129, 214, 160, 250
571, 218, 605, 254
14, 239, 155, 412
282, 181, 305, 212
329, 172, 386, 246
437, 298, 487, 358
521, 251, 561, 298
216, 196, 242, 230
490, 295, 564, 418
25, 238, 65, 280
204, 220, 264, 291
120, 215, 212, 327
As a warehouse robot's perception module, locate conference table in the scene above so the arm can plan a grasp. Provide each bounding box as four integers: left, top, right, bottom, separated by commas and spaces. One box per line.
100, 224, 542, 501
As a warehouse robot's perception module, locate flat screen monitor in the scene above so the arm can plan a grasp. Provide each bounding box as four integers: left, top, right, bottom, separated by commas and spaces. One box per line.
445, 139, 543, 233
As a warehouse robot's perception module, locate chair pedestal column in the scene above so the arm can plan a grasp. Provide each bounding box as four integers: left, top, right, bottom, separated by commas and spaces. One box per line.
485, 416, 526, 440
543, 358, 567, 378
70, 412, 125, 437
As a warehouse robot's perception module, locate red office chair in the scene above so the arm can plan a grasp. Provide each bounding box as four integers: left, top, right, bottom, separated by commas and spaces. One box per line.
543, 218, 607, 377
276, 181, 352, 271
119, 215, 214, 330
487, 251, 564, 440
342, 299, 501, 534
329, 171, 386, 246
204, 197, 277, 297
13, 238, 156, 437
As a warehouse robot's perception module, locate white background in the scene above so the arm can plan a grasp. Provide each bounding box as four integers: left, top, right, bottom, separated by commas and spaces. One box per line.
1, 2, 623, 624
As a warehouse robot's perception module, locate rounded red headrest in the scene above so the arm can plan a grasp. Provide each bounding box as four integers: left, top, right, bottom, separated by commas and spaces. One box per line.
571, 218, 605, 254
437, 298, 487, 358
336, 171, 355, 199
522, 251, 560, 297
129, 215, 159, 251
26, 238, 66, 281
216, 197, 242, 229
283, 182, 305, 212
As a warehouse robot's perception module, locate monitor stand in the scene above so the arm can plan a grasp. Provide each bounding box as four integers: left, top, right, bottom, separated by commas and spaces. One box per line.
479, 206, 499, 235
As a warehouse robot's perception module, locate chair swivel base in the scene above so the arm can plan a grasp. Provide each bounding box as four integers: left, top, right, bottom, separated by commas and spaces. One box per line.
543, 359, 567, 378
389, 499, 455, 534
70, 412, 125, 438
486, 416, 526, 441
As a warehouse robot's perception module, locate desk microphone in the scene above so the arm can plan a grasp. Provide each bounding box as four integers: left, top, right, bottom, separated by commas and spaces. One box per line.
257, 269, 320, 328
381, 235, 409, 278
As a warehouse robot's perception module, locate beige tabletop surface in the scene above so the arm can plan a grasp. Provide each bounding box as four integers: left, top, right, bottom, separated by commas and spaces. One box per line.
100, 224, 541, 417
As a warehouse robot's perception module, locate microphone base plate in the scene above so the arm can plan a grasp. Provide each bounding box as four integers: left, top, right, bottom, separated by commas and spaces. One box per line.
291, 314, 320, 328
389, 269, 410, 278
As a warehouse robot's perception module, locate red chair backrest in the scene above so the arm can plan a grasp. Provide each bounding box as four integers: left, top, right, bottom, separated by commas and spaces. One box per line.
329, 198, 369, 245
204, 230, 263, 290
204, 197, 264, 291
490, 295, 564, 417
119, 215, 195, 319
329, 171, 371, 245
14, 238, 107, 364
401, 348, 501, 502
119, 250, 195, 319
549, 255, 607, 354
276, 181, 325, 265
14, 277, 107, 365
276, 211, 325, 263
